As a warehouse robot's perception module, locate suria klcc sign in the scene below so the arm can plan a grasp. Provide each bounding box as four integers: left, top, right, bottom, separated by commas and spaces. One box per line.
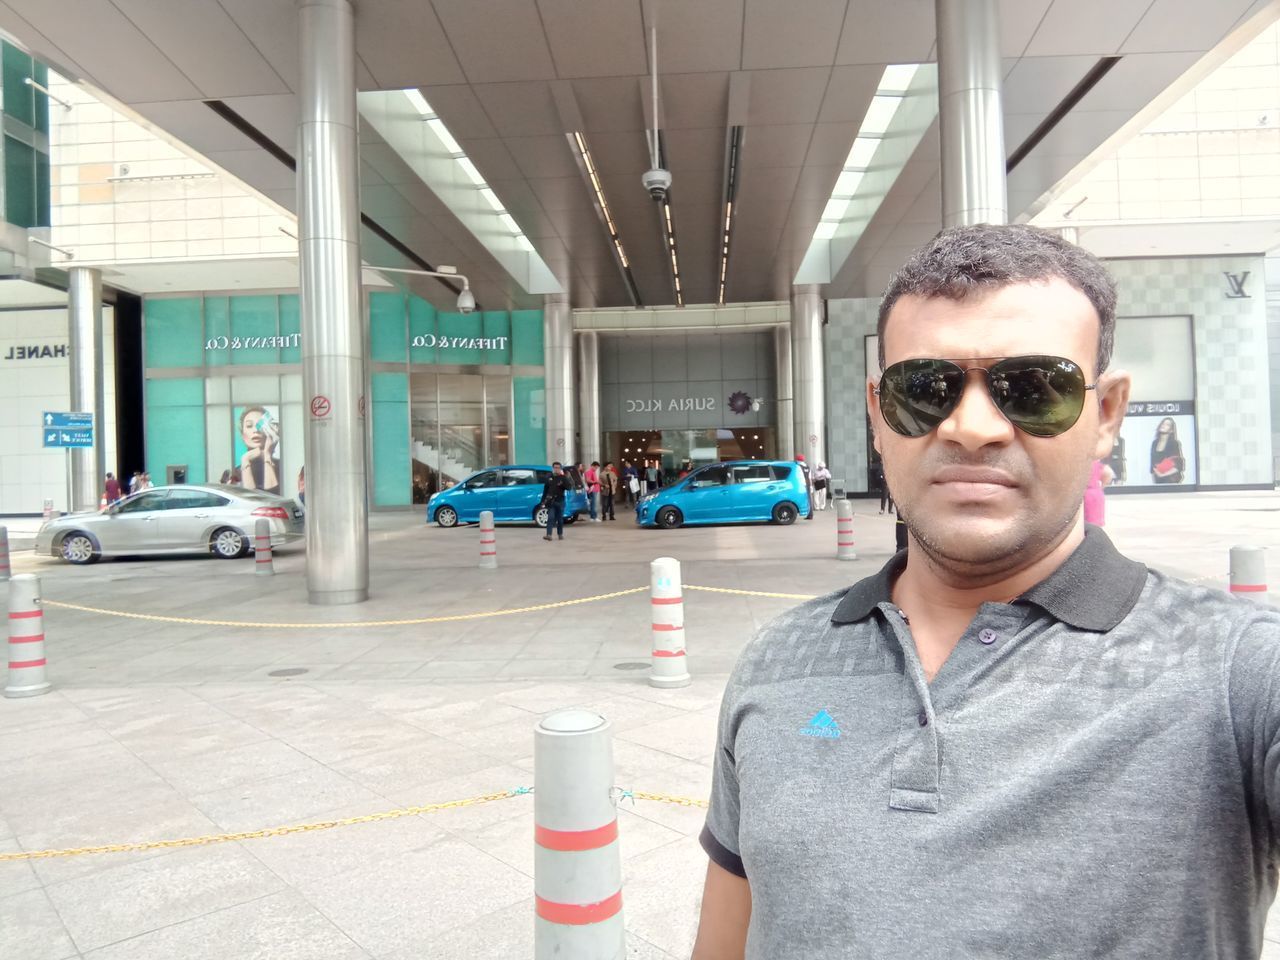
625, 397, 717, 413
205, 334, 509, 351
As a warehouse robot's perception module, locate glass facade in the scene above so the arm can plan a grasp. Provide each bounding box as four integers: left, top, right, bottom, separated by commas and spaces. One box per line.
142, 291, 546, 508
1, 41, 51, 229
604, 428, 777, 483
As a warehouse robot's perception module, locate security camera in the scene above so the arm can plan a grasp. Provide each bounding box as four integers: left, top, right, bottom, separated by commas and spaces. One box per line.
456, 286, 476, 314
642, 167, 672, 202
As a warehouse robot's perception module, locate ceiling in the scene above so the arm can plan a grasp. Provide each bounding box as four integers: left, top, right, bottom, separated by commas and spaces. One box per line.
0, 0, 1273, 311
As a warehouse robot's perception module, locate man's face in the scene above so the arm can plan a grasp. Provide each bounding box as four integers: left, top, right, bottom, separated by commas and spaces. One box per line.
868, 278, 1129, 574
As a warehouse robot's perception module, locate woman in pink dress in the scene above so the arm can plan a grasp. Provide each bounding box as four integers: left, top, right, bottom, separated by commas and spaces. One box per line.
1083, 459, 1114, 526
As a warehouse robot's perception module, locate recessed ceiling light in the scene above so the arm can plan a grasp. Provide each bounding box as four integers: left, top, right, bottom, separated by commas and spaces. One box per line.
845, 137, 880, 170
860, 96, 902, 137
878, 64, 919, 95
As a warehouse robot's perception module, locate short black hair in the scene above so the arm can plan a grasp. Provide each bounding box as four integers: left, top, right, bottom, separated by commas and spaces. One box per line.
878, 224, 1117, 376
552, 461, 562, 468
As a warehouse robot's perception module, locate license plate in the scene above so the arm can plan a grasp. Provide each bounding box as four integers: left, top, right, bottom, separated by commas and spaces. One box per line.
292, 509, 302, 518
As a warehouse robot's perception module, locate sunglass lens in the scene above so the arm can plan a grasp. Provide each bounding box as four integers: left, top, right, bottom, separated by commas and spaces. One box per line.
879, 359, 965, 437
990, 356, 1087, 437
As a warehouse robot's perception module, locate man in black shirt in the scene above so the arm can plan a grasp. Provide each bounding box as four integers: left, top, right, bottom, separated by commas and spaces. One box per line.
541, 461, 572, 541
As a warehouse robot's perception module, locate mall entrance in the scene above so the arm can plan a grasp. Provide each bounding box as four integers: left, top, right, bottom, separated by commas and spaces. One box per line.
603, 427, 776, 484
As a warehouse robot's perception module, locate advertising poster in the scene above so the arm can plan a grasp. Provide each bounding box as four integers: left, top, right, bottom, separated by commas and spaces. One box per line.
1110, 400, 1197, 489
231, 404, 282, 494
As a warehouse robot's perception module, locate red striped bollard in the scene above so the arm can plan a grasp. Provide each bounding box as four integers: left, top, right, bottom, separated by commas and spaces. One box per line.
836, 499, 857, 561
5, 575, 50, 699
42, 498, 53, 521
479, 510, 497, 570
1229, 545, 1266, 600
534, 709, 625, 958
254, 518, 274, 575
649, 556, 691, 688
0, 525, 10, 582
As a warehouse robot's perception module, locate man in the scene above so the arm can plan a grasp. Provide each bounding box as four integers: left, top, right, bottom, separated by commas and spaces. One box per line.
585, 460, 601, 521
622, 460, 639, 507
540, 462, 572, 542
103, 472, 121, 505
693, 224, 1279, 959
600, 460, 620, 521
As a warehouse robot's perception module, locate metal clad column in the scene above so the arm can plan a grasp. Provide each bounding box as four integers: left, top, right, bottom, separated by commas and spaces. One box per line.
577, 331, 601, 467
67, 267, 105, 513
534, 709, 625, 958
773, 324, 794, 459
936, 0, 1007, 227
791, 285, 826, 468
544, 294, 575, 464
297, 0, 368, 605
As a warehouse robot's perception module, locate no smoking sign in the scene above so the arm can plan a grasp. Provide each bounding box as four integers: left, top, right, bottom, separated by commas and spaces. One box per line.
310, 395, 332, 419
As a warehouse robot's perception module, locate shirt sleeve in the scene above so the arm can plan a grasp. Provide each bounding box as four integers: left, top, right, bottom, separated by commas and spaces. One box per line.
1227, 609, 1280, 851
700, 666, 747, 878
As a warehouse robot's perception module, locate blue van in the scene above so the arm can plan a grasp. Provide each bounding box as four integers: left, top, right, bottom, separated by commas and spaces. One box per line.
427, 465, 588, 528
635, 460, 811, 529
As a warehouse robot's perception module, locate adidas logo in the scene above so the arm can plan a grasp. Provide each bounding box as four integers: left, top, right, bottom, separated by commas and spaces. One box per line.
799, 709, 841, 739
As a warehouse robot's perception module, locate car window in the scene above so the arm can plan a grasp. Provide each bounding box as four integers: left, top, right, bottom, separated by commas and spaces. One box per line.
502, 469, 539, 486
166, 490, 231, 510
731, 464, 773, 484
688, 466, 730, 489
116, 492, 168, 513
535, 469, 552, 484
465, 471, 500, 489
564, 466, 584, 489
771, 464, 793, 480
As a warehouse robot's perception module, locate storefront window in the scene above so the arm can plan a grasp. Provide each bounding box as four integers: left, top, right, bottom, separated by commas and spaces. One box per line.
485, 375, 511, 467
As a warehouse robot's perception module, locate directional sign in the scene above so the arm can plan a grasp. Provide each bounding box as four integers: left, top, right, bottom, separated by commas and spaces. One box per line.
43, 411, 93, 429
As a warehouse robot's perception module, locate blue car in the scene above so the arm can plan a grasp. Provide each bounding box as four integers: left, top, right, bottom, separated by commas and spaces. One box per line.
635, 460, 811, 529
427, 465, 588, 528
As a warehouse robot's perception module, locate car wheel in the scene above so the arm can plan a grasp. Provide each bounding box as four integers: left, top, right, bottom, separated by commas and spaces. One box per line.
656, 506, 683, 529
772, 501, 799, 525
211, 527, 248, 559
60, 532, 99, 565
533, 505, 549, 528
436, 505, 459, 528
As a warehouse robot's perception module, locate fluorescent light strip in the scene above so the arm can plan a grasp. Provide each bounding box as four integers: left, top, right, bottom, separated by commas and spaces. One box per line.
661, 197, 683, 306
718, 126, 743, 305
574, 131, 640, 294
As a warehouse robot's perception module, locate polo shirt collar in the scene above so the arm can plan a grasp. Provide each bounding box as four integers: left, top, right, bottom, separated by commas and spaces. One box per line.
830, 526, 1148, 632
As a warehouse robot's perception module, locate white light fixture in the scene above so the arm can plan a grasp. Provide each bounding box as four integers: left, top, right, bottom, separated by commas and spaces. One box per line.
499, 212, 521, 234
833, 170, 864, 196
456, 157, 486, 186
860, 96, 902, 137
573, 131, 635, 280
845, 137, 880, 170
480, 187, 505, 212
404, 88, 432, 117
822, 197, 851, 221
426, 117, 462, 155
878, 64, 920, 95
814, 221, 839, 240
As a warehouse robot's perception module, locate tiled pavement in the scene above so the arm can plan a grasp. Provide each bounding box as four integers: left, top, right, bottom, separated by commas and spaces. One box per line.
1, 493, 1278, 958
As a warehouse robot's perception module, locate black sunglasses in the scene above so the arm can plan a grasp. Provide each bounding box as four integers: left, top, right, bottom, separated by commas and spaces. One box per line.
875, 355, 1098, 438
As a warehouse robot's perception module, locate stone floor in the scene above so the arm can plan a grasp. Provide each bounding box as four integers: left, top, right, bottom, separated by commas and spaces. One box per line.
1, 493, 1278, 959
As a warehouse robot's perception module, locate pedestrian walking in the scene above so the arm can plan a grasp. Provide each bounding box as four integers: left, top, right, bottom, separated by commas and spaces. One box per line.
872, 459, 894, 514
584, 461, 601, 521
795, 454, 814, 519
139, 472, 153, 491
645, 459, 659, 494
692, 223, 1280, 959
1082, 458, 1114, 526
599, 461, 620, 520
622, 460, 639, 507
813, 461, 832, 510
128, 471, 142, 495
103, 472, 122, 505
539, 462, 572, 541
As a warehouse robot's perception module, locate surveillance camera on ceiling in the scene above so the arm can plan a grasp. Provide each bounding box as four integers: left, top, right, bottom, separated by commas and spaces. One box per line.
642, 167, 672, 202
456, 287, 476, 314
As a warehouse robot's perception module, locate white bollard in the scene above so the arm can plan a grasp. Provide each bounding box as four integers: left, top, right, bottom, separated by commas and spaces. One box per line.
5, 575, 50, 699
534, 709, 626, 959
479, 510, 497, 570
836, 499, 857, 561
1229, 545, 1267, 600
42, 498, 53, 521
0, 526, 10, 582
649, 557, 691, 688
254, 518, 274, 575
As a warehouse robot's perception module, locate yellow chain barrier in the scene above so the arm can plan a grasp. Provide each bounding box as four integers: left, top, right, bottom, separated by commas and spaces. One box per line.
0, 787, 708, 862
685, 584, 819, 600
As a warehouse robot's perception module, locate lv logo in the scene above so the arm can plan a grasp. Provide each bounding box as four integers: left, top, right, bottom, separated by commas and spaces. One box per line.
1224, 271, 1251, 299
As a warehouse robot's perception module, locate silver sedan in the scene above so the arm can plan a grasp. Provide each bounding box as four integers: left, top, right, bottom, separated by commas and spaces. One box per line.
35, 484, 305, 565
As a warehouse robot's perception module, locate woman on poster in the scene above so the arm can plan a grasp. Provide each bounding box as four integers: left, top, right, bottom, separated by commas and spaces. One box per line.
239, 405, 282, 494
1149, 417, 1186, 485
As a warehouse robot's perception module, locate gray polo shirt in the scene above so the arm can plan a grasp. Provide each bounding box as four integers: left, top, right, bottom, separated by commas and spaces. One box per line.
701, 528, 1280, 958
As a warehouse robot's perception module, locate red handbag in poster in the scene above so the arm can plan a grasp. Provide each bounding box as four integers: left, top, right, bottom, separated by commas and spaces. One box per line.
1153, 457, 1179, 478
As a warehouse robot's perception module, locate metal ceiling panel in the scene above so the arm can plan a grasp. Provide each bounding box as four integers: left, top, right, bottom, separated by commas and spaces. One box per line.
1080, 52, 1205, 111
506, 135, 580, 180
660, 72, 732, 130
471, 82, 564, 138
354, 0, 466, 88
660, 127, 726, 173
112, 0, 289, 98
216, 0, 300, 92
572, 130, 652, 176
455, 138, 525, 182
0, 2, 93, 82
738, 126, 812, 170
1123, 0, 1251, 55
743, 0, 847, 69
997, 0, 1053, 57
572, 77, 646, 134
431, 0, 558, 84
1001, 56, 1098, 117
805, 122, 860, 167
641, 0, 745, 74
538, 0, 648, 78
528, 176, 592, 213
744, 67, 831, 125
817, 64, 887, 124
410, 85, 499, 140
220, 95, 300, 153
1023, 0, 1152, 56
836, 0, 935, 65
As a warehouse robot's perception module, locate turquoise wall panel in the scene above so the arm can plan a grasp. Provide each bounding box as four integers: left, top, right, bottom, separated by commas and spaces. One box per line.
408, 297, 438, 364
370, 291, 407, 363
513, 376, 546, 464
279, 295, 301, 364
482, 311, 512, 364
511, 310, 544, 366
371, 372, 410, 505
230, 295, 279, 365
437, 312, 481, 364
204, 297, 230, 367
145, 377, 207, 482
145, 298, 204, 367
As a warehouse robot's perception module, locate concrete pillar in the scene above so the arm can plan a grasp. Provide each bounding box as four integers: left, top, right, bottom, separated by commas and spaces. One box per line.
544, 293, 575, 465
791, 285, 825, 467
936, 0, 1007, 227
576, 331, 600, 467
67, 267, 104, 513
773, 324, 794, 460
297, 0, 368, 605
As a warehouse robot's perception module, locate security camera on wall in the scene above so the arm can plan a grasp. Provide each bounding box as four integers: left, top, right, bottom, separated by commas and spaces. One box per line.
642, 167, 672, 202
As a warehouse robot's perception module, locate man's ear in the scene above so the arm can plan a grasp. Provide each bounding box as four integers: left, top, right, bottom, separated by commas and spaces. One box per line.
1093, 368, 1131, 460
866, 378, 883, 455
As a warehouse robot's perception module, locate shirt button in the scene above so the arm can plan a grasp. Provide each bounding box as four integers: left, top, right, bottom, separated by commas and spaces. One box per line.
917, 710, 928, 727
979, 628, 998, 645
